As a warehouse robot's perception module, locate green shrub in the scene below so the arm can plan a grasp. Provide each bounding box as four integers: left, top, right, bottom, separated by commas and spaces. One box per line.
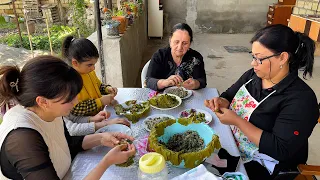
0, 16, 17, 30
0, 25, 77, 52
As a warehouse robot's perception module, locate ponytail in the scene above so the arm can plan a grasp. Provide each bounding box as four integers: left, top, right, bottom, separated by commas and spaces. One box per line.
61, 35, 99, 64
0, 66, 20, 105
251, 24, 315, 79
62, 35, 74, 63
294, 32, 315, 79
0, 56, 83, 108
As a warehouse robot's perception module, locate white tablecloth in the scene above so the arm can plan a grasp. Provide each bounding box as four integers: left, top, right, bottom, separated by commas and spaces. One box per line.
63, 88, 248, 179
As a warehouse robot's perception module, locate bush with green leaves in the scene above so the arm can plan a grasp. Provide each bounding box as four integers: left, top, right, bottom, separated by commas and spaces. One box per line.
0, 16, 16, 30
69, 0, 94, 37
0, 25, 77, 52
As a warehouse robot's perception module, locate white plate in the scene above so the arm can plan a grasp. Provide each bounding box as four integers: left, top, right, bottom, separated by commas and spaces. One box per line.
163, 86, 193, 100
150, 94, 182, 110
143, 114, 176, 132
179, 108, 212, 124
95, 124, 132, 136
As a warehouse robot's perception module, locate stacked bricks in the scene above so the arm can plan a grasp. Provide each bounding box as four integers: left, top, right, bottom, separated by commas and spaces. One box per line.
0, 0, 117, 18
293, 0, 320, 15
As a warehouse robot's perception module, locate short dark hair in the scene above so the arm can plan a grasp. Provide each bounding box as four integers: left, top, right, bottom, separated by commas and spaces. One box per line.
62, 36, 99, 64
0, 56, 83, 107
251, 24, 315, 79
170, 23, 193, 43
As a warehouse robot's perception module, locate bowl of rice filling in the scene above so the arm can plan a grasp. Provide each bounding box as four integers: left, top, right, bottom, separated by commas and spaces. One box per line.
148, 118, 221, 168
164, 86, 192, 99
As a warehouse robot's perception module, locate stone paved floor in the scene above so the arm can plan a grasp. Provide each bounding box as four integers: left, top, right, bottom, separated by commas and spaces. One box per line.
0, 44, 49, 67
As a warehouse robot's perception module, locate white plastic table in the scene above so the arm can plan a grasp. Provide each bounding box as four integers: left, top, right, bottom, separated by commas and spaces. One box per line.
63, 88, 248, 179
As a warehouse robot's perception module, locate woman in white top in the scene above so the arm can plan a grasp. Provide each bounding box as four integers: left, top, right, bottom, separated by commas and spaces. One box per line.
0, 55, 135, 180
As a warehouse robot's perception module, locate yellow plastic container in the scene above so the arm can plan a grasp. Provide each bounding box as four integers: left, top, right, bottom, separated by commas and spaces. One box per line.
138, 152, 168, 180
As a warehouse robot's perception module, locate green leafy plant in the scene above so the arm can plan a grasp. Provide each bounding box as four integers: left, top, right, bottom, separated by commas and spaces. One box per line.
0, 25, 77, 52
127, 2, 136, 11
69, 0, 93, 37
0, 16, 16, 30
115, 9, 125, 17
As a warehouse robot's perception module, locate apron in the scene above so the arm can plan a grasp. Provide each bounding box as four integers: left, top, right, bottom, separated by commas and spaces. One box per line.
230, 79, 279, 174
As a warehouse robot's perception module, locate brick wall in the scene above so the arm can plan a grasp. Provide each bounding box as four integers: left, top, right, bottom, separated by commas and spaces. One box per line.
293, 0, 320, 15
0, 0, 70, 17
0, 0, 117, 18
0, 0, 24, 17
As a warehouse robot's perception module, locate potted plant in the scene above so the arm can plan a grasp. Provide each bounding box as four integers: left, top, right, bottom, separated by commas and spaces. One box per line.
3, 14, 11, 23
124, 2, 137, 18
126, 11, 134, 26
102, 8, 120, 36
136, 0, 143, 16
111, 8, 127, 34
104, 20, 120, 36
18, 17, 26, 31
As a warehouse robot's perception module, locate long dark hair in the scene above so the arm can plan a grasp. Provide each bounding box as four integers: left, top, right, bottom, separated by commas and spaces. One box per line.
62, 36, 99, 64
0, 56, 83, 107
170, 23, 193, 43
251, 24, 315, 79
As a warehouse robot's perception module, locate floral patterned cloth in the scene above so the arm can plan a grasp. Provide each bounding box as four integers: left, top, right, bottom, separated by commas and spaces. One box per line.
230, 79, 276, 163
175, 57, 201, 80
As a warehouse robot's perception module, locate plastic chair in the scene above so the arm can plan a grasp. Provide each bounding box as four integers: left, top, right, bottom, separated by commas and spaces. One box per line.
141, 60, 150, 88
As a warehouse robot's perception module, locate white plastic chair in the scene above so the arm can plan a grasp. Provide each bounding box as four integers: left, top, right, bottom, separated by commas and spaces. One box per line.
141, 60, 151, 88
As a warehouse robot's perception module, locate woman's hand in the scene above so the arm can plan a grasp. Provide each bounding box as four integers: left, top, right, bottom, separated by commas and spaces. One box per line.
100, 132, 134, 147
214, 108, 242, 126
100, 94, 115, 106
84, 142, 136, 180
204, 97, 230, 112
104, 143, 136, 165
157, 75, 183, 89
90, 111, 111, 122
107, 86, 118, 96
167, 75, 183, 86
104, 118, 131, 127
215, 108, 263, 146
183, 78, 200, 90
159, 79, 175, 88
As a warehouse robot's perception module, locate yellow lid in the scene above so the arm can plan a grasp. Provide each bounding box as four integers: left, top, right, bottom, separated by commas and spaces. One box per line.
139, 152, 166, 174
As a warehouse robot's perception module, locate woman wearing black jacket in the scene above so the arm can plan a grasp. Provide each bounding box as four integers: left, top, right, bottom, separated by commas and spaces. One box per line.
205, 24, 319, 180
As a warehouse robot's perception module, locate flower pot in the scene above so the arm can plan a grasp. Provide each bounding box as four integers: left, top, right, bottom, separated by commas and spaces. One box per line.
112, 16, 126, 34
125, 16, 128, 27
133, 6, 138, 14
126, 14, 134, 26
9, 16, 16, 23
26, 21, 35, 34
4, 16, 11, 23
19, 23, 26, 32
104, 20, 120, 36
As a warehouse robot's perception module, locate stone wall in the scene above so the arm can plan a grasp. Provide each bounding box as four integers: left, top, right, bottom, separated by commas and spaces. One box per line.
292, 0, 320, 15
163, 0, 277, 33
88, 11, 147, 87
